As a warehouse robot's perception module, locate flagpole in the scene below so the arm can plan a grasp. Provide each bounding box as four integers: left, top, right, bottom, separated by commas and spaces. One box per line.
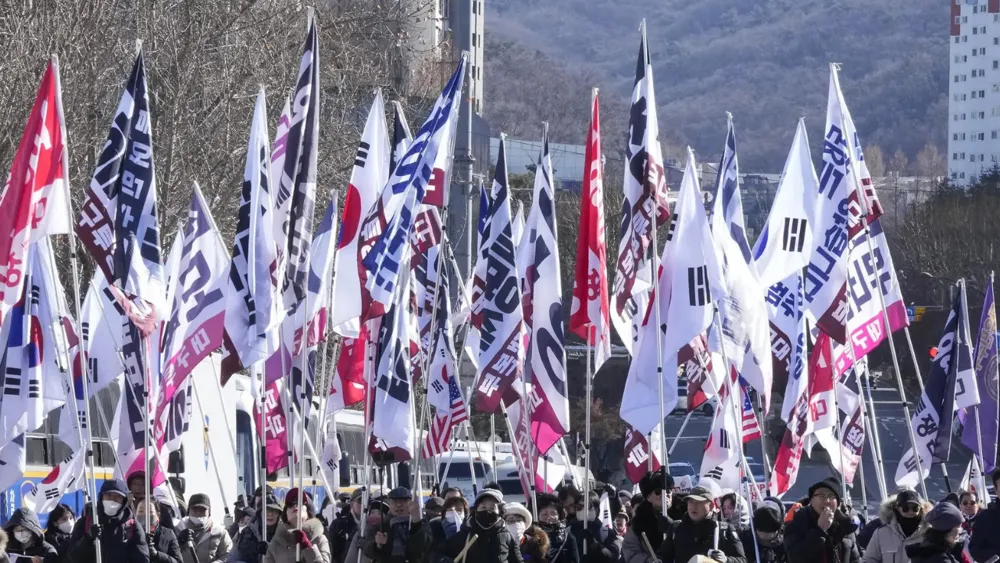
963, 278, 986, 494
583, 327, 593, 557
500, 403, 535, 520
856, 428, 870, 520
51, 54, 104, 563
827, 337, 850, 502
191, 381, 234, 518
860, 364, 889, 498
254, 362, 267, 543
358, 323, 376, 553
668, 409, 696, 456
644, 22, 670, 514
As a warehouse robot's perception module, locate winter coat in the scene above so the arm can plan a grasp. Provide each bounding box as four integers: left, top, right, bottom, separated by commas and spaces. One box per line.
1, 527, 10, 563
862, 499, 929, 563
2, 509, 60, 563
622, 501, 672, 563
568, 517, 621, 562
739, 530, 785, 563
228, 516, 275, 563
858, 519, 883, 551
441, 514, 524, 563
903, 535, 963, 563
67, 500, 150, 563
326, 512, 358, 563
783, 506, 860, 563
264, 519, 331, 563
657, 514, 746, 563
969, 500, 1000, 562
43, 528, 73, 561
180, 519, 233, 563
360, 516, 430, 563
149, 526, 183, 563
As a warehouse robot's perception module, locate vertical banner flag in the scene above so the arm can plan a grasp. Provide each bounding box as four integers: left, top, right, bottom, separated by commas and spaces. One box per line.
523, 130, 568, 456
362, 56, 466, 307
327, 322, 369, 413
621, 149, 723, 435
709, 117, 772, 408
612, 24, 671, 354
258, 380, 290, 474
0, 59, 71, 348
223, 90, 282, 382
155, 185, 228, 456
699, 382, 744, 495
275, 15, 320, 308
962, 279, 999, 472
370, 274, 416, 459
0, 435, 26, 493
330, 91, 389, 338
896, 283, 978, 488
623, 425, 662, 484
421, 261, 467, 458
570, 90, 611, 371
109, 52, 164, 483
816, 361, 867, 484
470, 138, 523, 413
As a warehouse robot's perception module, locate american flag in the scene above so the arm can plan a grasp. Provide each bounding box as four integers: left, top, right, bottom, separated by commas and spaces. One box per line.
740, 380, 762, 443
422, 373, 468, 457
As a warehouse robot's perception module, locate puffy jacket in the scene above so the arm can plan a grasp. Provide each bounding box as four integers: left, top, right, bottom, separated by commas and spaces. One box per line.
657, 514, 746, 563
862, 499, 929, 563
67, 482, 150, 563
264, 518, 331, 563
228, 516, 275, 563
2, 508, 60, 563
622, 501, 672, 563
783, 506, 860, 563
149, 526, 183, 563
442, 514, 524, 563
180, 518, 233, 563
326, 512, 359, 563
43, 528, 73, 561
903, 535, 963, 563
568, 517, 621, 562
858, 518, 883, 551
739, 529, 785, 563
361, 516, 429, 563
969, 500, 1000, 562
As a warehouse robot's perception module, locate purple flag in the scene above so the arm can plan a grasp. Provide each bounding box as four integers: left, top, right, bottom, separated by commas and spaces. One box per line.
963, 280, 999, 472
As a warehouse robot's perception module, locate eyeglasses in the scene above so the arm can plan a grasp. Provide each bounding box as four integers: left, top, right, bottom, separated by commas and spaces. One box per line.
962, 501, 977, 506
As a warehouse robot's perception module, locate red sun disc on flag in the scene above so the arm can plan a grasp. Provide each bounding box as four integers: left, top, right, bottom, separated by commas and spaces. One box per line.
41, 465, 61, 484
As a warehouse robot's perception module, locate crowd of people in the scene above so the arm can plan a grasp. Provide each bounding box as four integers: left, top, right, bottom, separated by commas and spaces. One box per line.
3, 468, 1000, 563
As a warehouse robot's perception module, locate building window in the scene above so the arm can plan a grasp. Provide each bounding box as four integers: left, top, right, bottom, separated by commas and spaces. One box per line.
981, 89, 986, 97
983, 26, 987, 33
954, 153, 959, 160
992, 131, 997, 139
962, 172, 967, 179
974, 90, 979, 98
974, 25, 978, 34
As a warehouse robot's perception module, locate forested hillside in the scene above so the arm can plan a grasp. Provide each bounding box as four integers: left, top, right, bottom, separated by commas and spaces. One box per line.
486, 0, 950, 171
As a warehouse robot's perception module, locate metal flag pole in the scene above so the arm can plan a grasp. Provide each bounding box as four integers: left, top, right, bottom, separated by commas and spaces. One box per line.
826, 338, 851, 503
357, 322, 376, 558
668, 409, 696, 456
51, 54, 103, 563
254, 362, 268, 543
583, 326, 594, 557
860, 365, 889, 498
191, 382, 234, 519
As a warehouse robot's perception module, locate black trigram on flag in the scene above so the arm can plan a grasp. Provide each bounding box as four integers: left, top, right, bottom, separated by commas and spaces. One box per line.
687, 266, 711, 306
665, 213, 679, 242
705, 466, 724, 480
718, 428, 731, 450
3, 367, 22, 396
782, 217, 807, 252
355, 141, 370, 168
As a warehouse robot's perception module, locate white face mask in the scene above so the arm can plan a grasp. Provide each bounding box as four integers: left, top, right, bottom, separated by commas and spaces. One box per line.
188, 516, 207, 528
444, 511, 463, 526
14, 531, 32, 545
506, 522, 526, 542
58, 520, 75, 534
103, 501, 122, 516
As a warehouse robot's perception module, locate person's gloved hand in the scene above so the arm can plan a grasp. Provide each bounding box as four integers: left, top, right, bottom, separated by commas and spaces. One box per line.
88, 525, 102, 541
178, 529, 194, 544
708, 549, 728, 563
291, 530, 312, 548
147, 533, 158, 556
256, 541, 269, 555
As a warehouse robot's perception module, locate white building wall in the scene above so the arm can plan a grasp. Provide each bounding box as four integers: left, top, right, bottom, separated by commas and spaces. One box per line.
948, 0, 1000, 185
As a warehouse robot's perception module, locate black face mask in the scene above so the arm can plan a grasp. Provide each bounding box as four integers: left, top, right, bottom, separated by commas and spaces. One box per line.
476, 512, 500, 527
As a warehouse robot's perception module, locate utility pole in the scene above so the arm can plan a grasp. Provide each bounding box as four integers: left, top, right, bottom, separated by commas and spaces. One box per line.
450, 0, 478, 284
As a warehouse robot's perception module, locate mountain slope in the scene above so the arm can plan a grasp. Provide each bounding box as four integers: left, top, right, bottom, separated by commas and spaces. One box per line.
487, 0, 949, 171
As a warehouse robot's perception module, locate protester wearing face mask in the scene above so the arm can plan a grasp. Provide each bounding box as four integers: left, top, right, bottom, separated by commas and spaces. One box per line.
264, 488, 331, 563
326, 489, 363, 563
178, 494, 233, 563
67, 478, 150, 563
229, 494, 281, 563
863, 490, 928, 563
136, 500, 182, 563
566, 490, 621, 563
505, 503, 548, 563
535, 493, 580, 563
439, 497, 468, 540
2, 507, 60, 563
740, 501, 785, 563
440, 489, 522, 563
43, 504, 76, 560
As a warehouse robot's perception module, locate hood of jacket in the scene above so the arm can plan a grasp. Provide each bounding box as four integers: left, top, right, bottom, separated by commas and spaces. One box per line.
5, 508, 44, 540
904, 533, 955, 560
879, 498, 931, 525
722, 494, 750, 530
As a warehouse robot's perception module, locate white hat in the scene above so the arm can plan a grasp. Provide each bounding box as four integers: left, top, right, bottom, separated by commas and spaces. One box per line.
504, 502, 532, 528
